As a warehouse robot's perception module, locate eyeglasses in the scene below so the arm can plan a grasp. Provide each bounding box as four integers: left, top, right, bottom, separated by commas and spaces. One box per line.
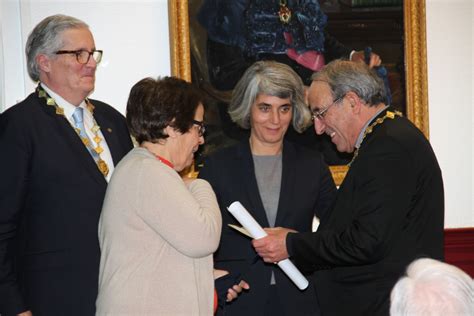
311, 95, 344, 121
192, 119, 206, 136
55, 49, 103, 64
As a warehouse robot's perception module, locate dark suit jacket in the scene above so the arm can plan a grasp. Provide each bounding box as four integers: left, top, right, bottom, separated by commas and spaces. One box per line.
199, 140, 337, 315
0, 91, 133, 315
287, 108, 444, 316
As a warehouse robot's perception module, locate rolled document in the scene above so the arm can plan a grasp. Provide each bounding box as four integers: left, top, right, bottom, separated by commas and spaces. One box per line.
227, 201, 309, 290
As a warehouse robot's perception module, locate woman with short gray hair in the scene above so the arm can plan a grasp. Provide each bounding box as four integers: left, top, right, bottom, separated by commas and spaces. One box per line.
229, 60, 310, 131
200, 60, 337, 315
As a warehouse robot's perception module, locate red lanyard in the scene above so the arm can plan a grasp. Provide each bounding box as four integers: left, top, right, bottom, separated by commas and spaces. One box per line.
155, 155, 174, 169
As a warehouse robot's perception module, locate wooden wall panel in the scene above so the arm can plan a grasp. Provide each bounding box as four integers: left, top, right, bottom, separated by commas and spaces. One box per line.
444, 228, 474, 277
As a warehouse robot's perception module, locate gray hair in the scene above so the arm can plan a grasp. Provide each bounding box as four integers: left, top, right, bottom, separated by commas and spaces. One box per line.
311, 59, 387, 106
390, 258, 474, 316
26, 14, 89, 82
229, 60, 311, 133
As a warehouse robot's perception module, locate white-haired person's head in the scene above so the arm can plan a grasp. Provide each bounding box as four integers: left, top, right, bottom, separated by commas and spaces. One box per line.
390, 258, 474, 316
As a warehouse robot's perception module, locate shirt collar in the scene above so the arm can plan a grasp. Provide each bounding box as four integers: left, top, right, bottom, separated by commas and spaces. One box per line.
40, 83, 87, 120
354, 105, 388, 149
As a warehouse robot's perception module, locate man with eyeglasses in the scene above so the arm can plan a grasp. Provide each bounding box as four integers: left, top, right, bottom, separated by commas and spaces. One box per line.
252, 60, 444, 315
0, 14, 133, 315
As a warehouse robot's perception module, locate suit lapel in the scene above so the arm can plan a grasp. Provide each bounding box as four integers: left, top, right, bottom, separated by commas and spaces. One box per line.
238, 142, 270, 227
275, 141, 295, 226
36, 94, 106, 186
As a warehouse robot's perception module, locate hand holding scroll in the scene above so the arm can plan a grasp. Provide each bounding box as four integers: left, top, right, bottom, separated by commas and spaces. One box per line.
252, 227, 296, 263
228, 202, 308, 290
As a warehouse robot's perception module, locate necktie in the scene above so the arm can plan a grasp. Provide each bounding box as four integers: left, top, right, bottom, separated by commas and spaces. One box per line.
72, 107, 99, 160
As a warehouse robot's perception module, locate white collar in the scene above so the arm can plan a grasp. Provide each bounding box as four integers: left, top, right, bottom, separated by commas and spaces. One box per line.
40, 83, 87, 120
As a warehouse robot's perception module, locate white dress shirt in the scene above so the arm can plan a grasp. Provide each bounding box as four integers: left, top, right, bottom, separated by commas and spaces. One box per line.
41, 83, 115, 181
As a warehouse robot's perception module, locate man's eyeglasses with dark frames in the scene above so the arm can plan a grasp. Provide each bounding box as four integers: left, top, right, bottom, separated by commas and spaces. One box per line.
55, 50, 103, 64
192, 120, 206, 136
311, 95, 344, 121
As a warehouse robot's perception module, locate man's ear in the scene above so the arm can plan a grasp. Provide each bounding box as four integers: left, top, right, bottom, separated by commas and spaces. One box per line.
345, 91, 362, 114
36, 54, 51, 73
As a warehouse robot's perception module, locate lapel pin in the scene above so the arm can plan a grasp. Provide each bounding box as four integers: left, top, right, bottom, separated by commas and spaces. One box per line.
107, 128, 113, 133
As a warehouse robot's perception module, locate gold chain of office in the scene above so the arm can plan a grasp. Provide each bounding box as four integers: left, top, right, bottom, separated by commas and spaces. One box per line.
37, 86, 109, 177
349, 110, 403, 167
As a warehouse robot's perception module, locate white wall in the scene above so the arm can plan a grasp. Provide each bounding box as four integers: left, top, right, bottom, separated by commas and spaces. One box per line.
0, 0, 170, 114
0, 0, 25, 109
1, 0, 473, 228
426, 0, 473, 228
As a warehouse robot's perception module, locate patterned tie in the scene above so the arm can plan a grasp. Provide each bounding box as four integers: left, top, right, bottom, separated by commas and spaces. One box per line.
72, 107, 99, 160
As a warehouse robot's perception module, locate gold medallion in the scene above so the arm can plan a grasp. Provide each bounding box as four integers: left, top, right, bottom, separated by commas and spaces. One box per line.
81, 138, 90, 146
95, 146, 104, 154
279, 4, 292, 24
97, 159, 109, 177
47, 98, 56, 106
92, 125, 101, 133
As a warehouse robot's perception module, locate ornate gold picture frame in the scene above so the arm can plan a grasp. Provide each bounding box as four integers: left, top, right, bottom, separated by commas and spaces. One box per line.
168, 0, 429, 185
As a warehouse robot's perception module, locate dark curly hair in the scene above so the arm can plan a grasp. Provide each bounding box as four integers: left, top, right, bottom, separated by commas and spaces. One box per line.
126, 77, 205, 144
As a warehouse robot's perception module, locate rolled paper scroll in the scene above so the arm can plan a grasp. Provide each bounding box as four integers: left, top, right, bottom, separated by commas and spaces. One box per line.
227, 201, 309, 290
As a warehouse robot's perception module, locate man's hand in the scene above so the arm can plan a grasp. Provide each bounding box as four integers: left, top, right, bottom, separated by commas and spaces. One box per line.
252, 227, 297, 263
351, 51, 382, 68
